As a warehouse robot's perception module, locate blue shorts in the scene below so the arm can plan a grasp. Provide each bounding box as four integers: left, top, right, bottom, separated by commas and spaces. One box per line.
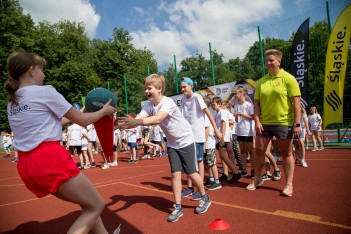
128, 142, 137, 147
4, 145, 11, 150
195, 143, 204, 161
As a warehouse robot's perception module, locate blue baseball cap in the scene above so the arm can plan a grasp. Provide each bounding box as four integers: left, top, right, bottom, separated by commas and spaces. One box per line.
181, 77, 194, 85
72, 103, 81, 110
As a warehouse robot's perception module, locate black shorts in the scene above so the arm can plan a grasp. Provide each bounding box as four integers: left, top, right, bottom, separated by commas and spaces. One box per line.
68, 145, 81, 155
237, 136, 254, 142
216, 142, 228, 150
258, 124, 293, 139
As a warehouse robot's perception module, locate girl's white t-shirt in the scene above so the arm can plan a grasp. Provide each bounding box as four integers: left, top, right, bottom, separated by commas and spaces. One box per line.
139, 96, 195, 149
205, 115, 216, 149
127, 128, 137, 143
87, 124, 97, 141
181, 93, 207, 143
81, 128, 89, 145
234, 101, 254, 136
114, 129, 121, 145
308, 113, 322, 131
7, 85, 71, 152
214, 109, 231, 143
67, 124, 82, 146
151, 125, 162, 142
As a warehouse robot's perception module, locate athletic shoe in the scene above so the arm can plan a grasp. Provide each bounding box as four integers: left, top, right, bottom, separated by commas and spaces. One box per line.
132, 159, 138, 164
305, 145, 309, 149
101, 163, 109, 170
195, 195, 211, 214
83, 164, 90, 169
272, 170, 281, 181
12, 157, 18, 163
128, 159, 133, 163
241, 169, 248, 177
206, 182, 222, 191
262, 173, 272, 181
110, 161, 118, 166
311, 147, 318, 151
228, 173, 242, 184
181, 187, 194, 198
191, 191, 202, 201
113, 224, 121, 234
301, 159, 308, 168
91, 162, 97, 167
246, 177, 264, 191
204, 179, 211, 186
141, 154, 150, 159
318, 146, 324, 150
5, 154, 10, 158
282, 184, 293, 197
162, 151, 167, 155
219, 174, 228, 181
167, 205, 183, 222
78, 165, 83, 170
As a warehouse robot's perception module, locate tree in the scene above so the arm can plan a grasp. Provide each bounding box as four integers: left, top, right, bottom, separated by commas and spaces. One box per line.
0, 0, 36, 131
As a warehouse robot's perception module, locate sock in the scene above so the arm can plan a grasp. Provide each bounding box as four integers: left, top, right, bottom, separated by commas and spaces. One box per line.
175, 204, 182, 209
209, 176, 214, 182
201, 194, 209, 199
188, 187, 194, 191
214, 179, 219, 184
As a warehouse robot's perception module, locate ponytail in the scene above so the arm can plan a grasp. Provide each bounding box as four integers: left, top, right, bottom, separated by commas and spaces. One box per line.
4, 77, 20, 106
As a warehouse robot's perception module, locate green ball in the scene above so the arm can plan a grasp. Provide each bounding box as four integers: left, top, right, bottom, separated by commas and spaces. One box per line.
85, 88, 116, 112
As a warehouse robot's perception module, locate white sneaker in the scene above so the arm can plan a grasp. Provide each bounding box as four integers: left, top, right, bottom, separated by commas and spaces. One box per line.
305, 146, 309, 149
101, 163, 109, 169
318, 146, 324, 150
301, 159, 308, 168
311, 147, 318, 151
110, 161, 118, 166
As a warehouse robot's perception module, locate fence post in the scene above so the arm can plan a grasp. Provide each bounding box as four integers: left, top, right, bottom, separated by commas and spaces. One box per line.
174, 55, 179, 94
123, 73, 129, 114
257, 26, 265, 77
209, 42, 216, 86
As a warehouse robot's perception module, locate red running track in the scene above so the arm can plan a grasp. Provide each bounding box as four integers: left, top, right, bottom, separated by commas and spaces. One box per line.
0, 148, 350, 233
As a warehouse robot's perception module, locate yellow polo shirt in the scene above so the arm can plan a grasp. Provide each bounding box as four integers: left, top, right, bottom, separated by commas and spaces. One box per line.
254, 69, 301, 126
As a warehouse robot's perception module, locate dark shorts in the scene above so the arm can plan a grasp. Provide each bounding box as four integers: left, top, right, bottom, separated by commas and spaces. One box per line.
151, 140, 162, 145
89, 141, 97, 148
216, 142, 228, 150
259, 124, 293, 139
128, 142, 137, 147
167, 143, 198, 174
17, 142, 80, 198
68, 145, 82, 155
237, 136, 254, 142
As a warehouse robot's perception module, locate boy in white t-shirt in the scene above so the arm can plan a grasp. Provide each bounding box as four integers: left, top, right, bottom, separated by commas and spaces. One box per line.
66, 123, 82, 158
126, 127, 138, 163
2, 132, 12, 158
179, 77, 222, 200
117, 74, 211, 223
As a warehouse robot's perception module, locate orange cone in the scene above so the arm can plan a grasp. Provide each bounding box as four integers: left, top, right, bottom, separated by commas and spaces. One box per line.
208, 219, 230, 230
94, 116, 114, 163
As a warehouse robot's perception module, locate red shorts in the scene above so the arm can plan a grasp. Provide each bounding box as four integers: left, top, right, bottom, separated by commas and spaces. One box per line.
17, 141, 80, 198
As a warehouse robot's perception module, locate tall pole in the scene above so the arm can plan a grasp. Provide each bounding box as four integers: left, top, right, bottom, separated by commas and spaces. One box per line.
257, 26, 265, 77
123, 73, 129, 114
147, 65, 150, 76
174, 55, 179, 94
209, 42, 216, 85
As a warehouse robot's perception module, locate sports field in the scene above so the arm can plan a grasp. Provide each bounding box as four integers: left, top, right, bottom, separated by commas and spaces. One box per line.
0, 147, 350, 233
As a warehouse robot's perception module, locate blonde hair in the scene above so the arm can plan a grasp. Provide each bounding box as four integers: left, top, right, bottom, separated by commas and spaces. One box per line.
265, 49, 283, 63
5, 51, 46, 106
144, 74, 165, 93
310, 106, 318, 114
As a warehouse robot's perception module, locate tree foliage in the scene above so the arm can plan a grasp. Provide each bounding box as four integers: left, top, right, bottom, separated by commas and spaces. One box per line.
1, 0, 350, 131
